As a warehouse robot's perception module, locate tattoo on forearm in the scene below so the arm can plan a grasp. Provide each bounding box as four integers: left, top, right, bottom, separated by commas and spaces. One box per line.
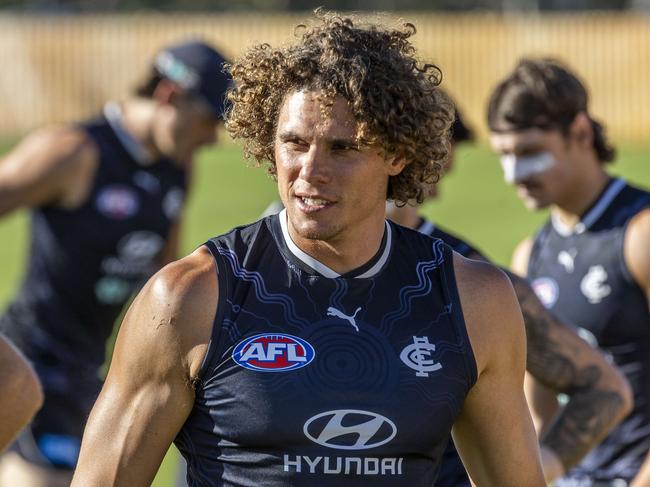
541, 389, 624, 470
506, 271, 626, 470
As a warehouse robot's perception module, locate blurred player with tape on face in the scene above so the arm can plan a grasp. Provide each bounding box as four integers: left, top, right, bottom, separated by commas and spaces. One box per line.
488, 57, 650, 487
0, 40, 229, 486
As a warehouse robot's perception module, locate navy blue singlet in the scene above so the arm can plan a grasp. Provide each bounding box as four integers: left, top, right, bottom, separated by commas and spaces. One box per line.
415, 218, 483, 487
175, 211, 477, 486
528, 178, 650, 485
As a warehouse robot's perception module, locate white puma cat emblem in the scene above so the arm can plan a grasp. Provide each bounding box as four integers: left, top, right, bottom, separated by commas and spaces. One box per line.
327, 306, 362, 332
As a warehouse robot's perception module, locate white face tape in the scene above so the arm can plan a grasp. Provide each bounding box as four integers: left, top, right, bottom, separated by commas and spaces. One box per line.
500, 152, 556, 184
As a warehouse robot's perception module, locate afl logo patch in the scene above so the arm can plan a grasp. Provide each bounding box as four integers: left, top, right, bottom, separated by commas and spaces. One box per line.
531, 277, 559, 308
232, 333, 315, 372
96, 185, 139, 220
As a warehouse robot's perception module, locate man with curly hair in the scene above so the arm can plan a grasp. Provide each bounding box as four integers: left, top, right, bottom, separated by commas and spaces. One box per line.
72, 12, 546, 486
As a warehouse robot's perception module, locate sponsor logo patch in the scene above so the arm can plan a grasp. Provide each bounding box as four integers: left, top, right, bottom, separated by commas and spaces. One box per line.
531, 276, 559, 308
96, 185, 139, 220
232, 333, 315, 372
303, 409, 397, 450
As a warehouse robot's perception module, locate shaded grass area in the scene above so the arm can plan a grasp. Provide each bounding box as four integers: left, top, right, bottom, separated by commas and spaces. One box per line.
0, 139, 649, 485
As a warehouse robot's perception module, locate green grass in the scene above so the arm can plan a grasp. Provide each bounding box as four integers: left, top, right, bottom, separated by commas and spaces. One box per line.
1, 139, 649, 485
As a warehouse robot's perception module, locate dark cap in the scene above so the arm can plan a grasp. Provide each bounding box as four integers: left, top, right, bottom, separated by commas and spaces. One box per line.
154, 40, 231, 118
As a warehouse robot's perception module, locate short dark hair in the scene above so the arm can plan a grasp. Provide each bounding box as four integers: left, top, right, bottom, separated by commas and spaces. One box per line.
134, 69, 164, 98
487, 58, 615, 164
225, 10, 454, 204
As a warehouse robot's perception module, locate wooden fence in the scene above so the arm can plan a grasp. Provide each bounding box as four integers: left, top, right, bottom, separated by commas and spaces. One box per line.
0, 12, 648, 141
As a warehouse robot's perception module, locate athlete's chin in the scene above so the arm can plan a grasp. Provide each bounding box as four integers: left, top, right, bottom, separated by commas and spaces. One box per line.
290, 218, 341, 242
517, 187, 551, 211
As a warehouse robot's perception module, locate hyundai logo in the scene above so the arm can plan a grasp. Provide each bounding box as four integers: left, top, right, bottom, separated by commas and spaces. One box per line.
303, 410, 397, 450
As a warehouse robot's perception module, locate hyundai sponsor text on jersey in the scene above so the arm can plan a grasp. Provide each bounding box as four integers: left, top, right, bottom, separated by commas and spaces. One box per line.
174, 211, 477, 486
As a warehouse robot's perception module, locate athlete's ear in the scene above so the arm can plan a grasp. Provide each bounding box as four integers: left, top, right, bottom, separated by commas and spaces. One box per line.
152, 78, 184, 106
569, 112, 593, 149
386, 154, 407, 176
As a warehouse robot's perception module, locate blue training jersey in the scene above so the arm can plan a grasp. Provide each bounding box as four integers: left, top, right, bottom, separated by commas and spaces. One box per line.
528, 178, 650, 485
175, 211, 478, 486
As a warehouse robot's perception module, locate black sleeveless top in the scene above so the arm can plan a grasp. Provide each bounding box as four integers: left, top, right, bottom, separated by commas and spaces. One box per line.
528, 178, 650, 483
0, 111, 186, 379
175, 212, 477, 486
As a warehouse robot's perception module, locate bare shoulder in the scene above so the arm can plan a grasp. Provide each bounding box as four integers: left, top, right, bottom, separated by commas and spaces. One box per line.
0, 125, 99, 212
8, 125, 97, 164
511, 236, 534, 276
453, 252, 525, 374
624, 207, 650, 290
113, 246, 218, 381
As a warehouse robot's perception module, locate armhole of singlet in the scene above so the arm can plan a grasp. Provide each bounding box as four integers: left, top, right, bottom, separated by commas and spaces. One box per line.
438, 242, 478, 389
618, 204, 650, 285
195, 240, 231, 383
526, 224, 548, 277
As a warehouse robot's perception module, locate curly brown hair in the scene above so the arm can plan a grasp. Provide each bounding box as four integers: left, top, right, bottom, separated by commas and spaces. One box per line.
225, 10, 453, 204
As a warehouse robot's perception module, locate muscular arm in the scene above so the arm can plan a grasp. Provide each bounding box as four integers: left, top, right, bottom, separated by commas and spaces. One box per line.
624, 209, 650, 487
71, 247, 216, 486
0, 126, 97, 216
451, 254, 545, 487
0, 335, 43, 451
509, 272, 632, 478
509, 237, 633, 481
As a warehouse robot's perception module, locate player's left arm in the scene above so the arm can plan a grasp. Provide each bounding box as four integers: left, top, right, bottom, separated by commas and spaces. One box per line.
451, 254, 545, 487
623, 208, 650, 487
506, 271, 633, 482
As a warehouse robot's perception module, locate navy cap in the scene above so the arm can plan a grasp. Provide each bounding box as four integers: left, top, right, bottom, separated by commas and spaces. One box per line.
154, 40, 231, 119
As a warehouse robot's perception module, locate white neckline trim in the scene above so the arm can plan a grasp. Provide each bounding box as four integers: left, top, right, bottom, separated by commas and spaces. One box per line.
416, 219, 435, 236
278, 209, 391, 279
551, 178, 626, 236
103, 102, 151, 166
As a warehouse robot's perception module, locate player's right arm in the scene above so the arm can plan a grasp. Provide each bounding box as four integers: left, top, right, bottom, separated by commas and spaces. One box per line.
71, 247, 217, 487
0, 334, 43, 451
0, 126, 98, 216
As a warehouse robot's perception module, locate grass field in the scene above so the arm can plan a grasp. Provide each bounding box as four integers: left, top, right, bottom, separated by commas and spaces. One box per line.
1, 138, 649, 485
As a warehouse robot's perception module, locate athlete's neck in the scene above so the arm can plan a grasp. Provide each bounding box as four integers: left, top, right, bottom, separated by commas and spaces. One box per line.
552, 168, 612, 229
385, 201, 421, 230
119, 99, 161, 164
286, 213, 387, 275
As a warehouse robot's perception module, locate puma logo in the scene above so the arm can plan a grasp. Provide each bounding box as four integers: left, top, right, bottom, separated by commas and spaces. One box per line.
327, 306, 362, 332
558, 248, 577, 273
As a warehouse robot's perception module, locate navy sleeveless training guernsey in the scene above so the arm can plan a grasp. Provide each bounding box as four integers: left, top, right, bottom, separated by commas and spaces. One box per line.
0, 104, 186, 379
528, 178, 650, 485
175, 211, 477, 486
416, 217, 483, 487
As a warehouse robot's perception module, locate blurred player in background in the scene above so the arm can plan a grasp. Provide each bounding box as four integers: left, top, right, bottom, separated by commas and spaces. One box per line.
386, 102, 632, 485
72, 11, 546, 486
488, 57, 650, 487
0, 39, 230, 486
0, 334, 43, 452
